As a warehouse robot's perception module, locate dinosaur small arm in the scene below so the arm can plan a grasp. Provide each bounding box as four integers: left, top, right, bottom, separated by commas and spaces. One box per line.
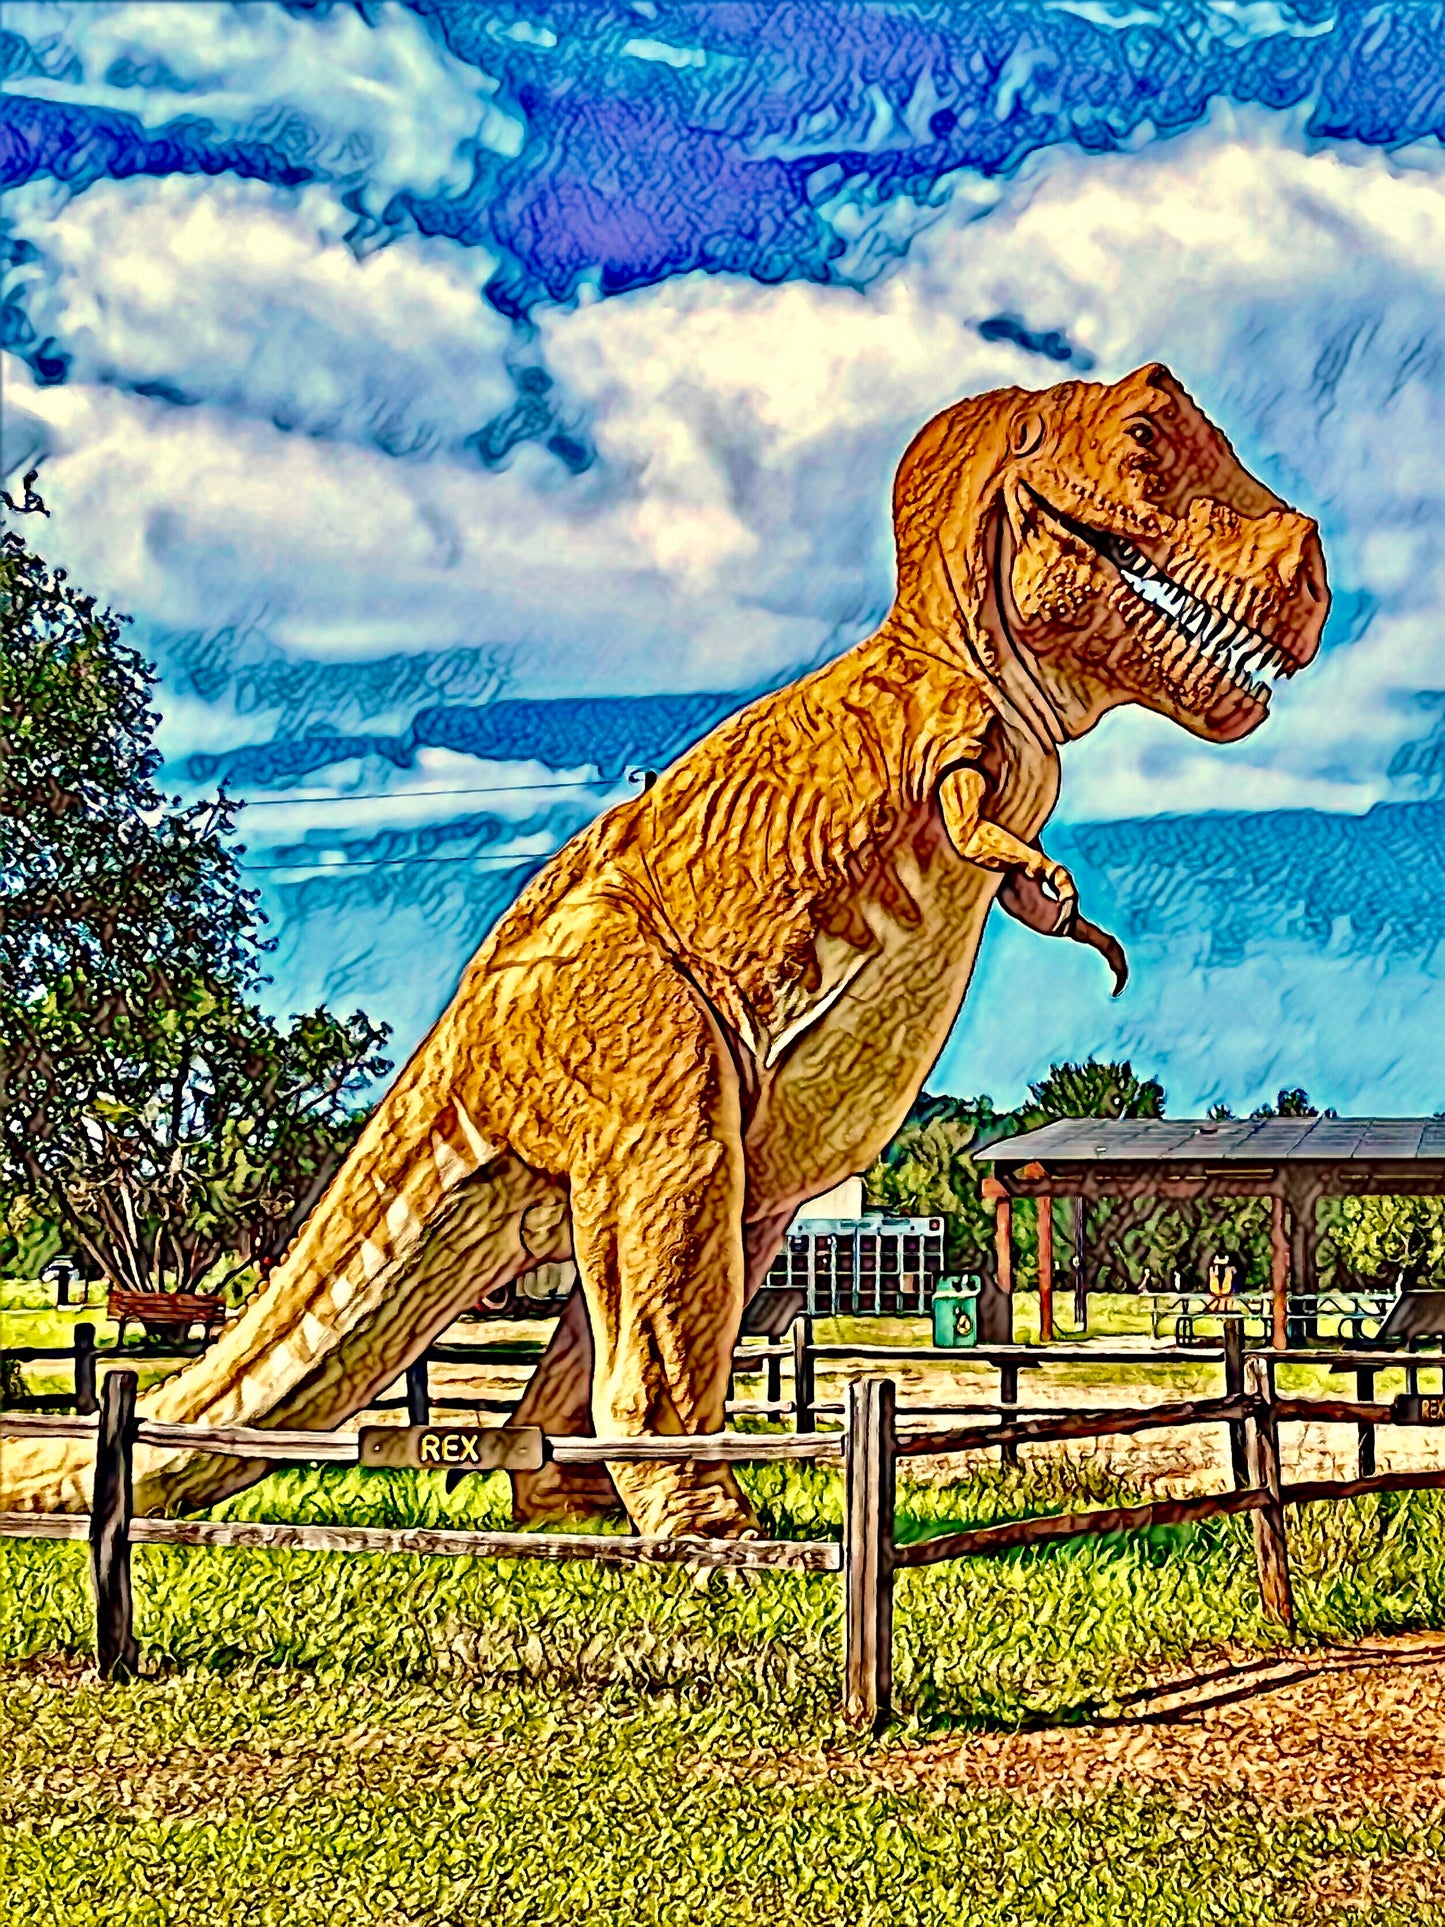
1, 364, 1328, 1538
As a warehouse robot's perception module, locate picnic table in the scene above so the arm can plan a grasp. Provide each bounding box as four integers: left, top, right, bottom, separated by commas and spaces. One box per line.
107, 1290, 228, 1345
1146, 1286, 1399, 1346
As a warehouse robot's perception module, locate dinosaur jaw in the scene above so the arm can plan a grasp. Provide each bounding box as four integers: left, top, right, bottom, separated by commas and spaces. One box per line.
1017, 485, 1326, 744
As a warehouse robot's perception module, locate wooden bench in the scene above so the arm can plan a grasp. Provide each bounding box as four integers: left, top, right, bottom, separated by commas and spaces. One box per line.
107, 1290, 228, 1345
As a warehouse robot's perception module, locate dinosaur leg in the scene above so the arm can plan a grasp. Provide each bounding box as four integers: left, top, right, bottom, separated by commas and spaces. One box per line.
507, 1209, 792, 1525
505, 1284, 625, 1523
568, 1130, 755, 1540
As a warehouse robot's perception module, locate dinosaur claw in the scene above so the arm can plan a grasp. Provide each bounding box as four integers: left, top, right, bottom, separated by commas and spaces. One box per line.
1073, 914, 1130, 996
997, 873, 1128, 994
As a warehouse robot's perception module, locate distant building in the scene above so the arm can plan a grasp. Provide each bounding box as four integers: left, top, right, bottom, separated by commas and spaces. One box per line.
767, 1179, 946, 1318
472, 1174, 946, 1320
795, 1176, 867, 1222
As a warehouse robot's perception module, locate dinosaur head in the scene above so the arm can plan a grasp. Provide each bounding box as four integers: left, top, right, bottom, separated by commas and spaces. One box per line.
894, 363, 1329, 743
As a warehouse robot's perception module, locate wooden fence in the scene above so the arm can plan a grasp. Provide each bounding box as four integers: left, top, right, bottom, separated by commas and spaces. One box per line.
8, 1311, 1443, 1509
16, 1310, 1439, 1441
5, 1330, 1445, 1730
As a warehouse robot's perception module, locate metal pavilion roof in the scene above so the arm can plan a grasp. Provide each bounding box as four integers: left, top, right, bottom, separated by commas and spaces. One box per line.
980, 1116, 1445, 1166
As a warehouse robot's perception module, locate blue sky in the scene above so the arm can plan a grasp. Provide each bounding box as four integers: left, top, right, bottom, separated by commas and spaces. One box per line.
3, 0, 1444, 1116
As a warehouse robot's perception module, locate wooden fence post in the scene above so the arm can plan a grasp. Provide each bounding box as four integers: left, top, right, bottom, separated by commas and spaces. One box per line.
844, 1375, 895, 1733
1356, 1366, 1376, 1478
1244, 1357, 1294, 1628
73, 1323, 97, 1416
405, 1357, 430, 1427
999, 1361, 1020, 1470
765, 1346, 782, 1415
1223, 1318, 1248, 1490
792, 1315, 814, 1433
90, 1368, 138, 1680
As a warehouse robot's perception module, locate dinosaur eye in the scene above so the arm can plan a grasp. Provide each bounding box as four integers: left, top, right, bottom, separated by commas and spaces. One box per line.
1127, 420, 1156, 447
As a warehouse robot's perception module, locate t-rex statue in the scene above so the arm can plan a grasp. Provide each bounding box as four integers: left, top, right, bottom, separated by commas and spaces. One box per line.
1, 363, 1328, 1539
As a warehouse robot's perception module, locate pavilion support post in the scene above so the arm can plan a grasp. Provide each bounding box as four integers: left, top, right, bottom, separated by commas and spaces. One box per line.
1036, 1196, 1054, 1343
1270, 1192, 1290, 1353
1072, 1196, 1088, 1332
993, 1193, 1013, 1299
979, 1178, 1014, 1344
1287, 1181, 1319, 1345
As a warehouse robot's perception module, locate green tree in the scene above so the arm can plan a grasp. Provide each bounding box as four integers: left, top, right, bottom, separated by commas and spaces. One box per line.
0, 517, 390, 1296
1019, 1058, 1165, 1127
864, 1094, 1003, 1272
1251, 1087, 1324, 1119
0, 1193, 62, 1279
864, 1061, 1167, 1282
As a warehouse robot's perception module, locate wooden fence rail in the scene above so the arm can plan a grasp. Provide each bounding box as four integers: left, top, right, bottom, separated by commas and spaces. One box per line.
10, 1316, 1442, 1493
7, 1358, 1445, 1726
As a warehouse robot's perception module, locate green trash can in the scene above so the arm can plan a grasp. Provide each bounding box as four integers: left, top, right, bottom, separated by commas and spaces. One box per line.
932, 1274, 981, 1349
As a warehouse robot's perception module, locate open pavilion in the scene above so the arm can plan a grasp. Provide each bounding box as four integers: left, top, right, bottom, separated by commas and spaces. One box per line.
978, 1116, 1445, 1348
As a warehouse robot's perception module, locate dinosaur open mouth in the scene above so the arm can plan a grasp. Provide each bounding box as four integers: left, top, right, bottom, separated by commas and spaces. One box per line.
1028, 489, 1298, 710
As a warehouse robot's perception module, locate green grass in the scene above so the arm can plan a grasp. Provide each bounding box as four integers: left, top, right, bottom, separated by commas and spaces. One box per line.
6, 1455, 1445, 1923
4, 1292, 1444, 1921
0, 1282, 206, 1405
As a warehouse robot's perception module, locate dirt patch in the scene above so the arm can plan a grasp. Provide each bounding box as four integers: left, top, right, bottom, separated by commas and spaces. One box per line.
873, 1351, 1445, 1490
832, 1633, 1445, 1821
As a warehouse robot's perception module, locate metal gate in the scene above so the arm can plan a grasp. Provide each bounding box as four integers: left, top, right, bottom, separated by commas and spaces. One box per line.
765, 1216, 946, 1317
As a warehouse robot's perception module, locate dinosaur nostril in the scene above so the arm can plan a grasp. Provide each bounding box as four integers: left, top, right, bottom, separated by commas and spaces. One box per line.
1297, 532, 1327, 604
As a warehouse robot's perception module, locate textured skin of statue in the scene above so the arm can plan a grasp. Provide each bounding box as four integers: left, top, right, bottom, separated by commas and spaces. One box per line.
0, 365, 1329, 1538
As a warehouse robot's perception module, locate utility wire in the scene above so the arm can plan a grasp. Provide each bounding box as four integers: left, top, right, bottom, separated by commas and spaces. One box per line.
236, 771, 656, 874
243, 849, 548, 875
232, 778, 608, 807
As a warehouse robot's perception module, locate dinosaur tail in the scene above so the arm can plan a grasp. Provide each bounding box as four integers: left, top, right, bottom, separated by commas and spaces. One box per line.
0, 1083, 568, 1518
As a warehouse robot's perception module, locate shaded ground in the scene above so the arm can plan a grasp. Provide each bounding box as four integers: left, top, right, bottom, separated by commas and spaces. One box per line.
828, 1630, 1445, 1821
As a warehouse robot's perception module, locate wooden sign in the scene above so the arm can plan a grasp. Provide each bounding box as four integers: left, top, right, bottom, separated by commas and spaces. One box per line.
358, 1425, 546, 1473
1390, 1393, 1445, 1427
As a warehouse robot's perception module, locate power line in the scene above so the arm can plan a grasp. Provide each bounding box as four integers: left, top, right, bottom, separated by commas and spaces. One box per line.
230, 778, 610, 807
243, 849, 549, 876
238, 771, 660, 875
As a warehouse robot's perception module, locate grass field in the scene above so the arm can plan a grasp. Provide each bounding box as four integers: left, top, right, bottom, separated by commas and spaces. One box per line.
6, 1447, 1445, 1925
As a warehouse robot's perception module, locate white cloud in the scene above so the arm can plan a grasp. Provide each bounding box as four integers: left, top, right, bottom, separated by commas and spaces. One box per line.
9, 99, 1445, 840
7, 0, 506, 200
548, 101, 1445, 822
7, 175, 513, 456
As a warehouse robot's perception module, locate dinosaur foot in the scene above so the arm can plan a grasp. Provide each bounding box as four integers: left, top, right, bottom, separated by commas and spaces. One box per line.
506, 1459, 627, 1528
611, 1461, 762, 1542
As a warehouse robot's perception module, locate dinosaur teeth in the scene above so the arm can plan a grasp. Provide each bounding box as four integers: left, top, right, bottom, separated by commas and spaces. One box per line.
1122, 563, 1289, 706
1025, 486, 1296, 709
